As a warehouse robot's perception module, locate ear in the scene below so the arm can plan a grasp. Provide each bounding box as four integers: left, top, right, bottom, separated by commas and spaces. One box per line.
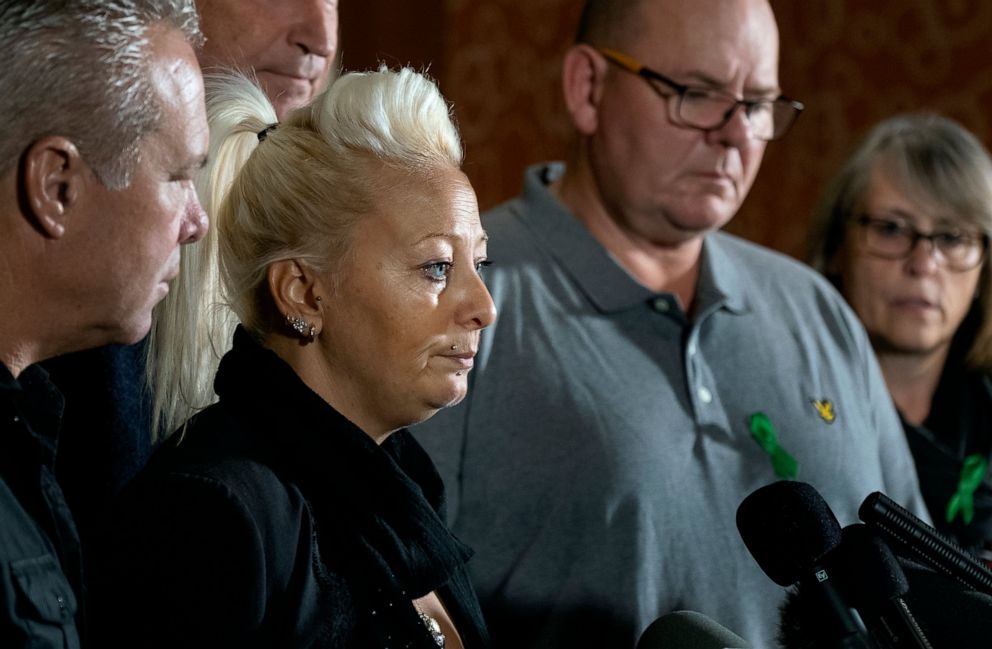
267, 259, 326, 337
561, 44, 608, 136
21, 136, 85, 239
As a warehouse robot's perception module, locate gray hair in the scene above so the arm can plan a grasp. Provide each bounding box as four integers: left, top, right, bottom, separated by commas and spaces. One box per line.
148, 67, 464, 440
0, 0, 202, 189
808, 112, 992, 369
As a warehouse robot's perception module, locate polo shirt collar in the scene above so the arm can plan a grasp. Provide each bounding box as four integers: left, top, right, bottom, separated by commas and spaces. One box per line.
514, 163, 750, 317
697, 233, 750, 316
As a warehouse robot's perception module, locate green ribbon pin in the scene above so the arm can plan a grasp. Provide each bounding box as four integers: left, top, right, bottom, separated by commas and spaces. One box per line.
749, 412, 798, 480
946, 453, 988, 525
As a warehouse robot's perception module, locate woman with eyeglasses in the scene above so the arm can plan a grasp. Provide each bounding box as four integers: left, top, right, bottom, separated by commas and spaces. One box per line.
808, 113, 992, 560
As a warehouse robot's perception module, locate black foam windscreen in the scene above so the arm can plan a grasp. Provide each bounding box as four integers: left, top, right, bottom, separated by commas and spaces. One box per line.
859, 491, 992, 594
736, 481, 842, 586
836, 524, 909, 617
636, 611, 749, 649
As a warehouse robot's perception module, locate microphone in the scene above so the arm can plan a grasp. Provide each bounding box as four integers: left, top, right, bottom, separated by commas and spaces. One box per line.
836, 524, 931, 649
736, 481, 876, 649
859, 491, 992, 595
636, 611, 749, 649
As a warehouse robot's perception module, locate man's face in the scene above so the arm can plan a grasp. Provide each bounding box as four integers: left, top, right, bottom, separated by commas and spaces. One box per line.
70, 26, 209, 345
589, 0, 780, 247
195, 0, 338, 119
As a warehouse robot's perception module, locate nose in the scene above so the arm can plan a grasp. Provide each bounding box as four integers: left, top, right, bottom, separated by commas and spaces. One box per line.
178, 194, 208, 245
460, 270, 497, 330
706, 103, 755, 150
904, 237, 939, 276
291, 0, 338, 59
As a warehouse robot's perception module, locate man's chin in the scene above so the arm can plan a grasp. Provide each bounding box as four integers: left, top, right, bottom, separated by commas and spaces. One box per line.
109, 309, 155, 347
258, 76, 314, 118
677, 202, 738, 236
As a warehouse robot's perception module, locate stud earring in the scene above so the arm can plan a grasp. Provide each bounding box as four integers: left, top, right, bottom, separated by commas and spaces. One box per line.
287, 315, 310, 338
450, 344, 457, 351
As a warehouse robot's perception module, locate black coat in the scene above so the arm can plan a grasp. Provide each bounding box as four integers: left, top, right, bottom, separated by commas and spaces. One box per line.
0, 364, 82, 648
94, 328, 490, 649
899, 309, 992, 557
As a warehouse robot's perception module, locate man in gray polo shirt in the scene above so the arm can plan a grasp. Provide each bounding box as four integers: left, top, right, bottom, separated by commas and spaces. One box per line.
413, 1, 929, 648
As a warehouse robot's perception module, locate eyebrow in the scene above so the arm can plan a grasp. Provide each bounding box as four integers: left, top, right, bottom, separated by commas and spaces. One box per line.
675, 69, 781, 97
415, 231, 489, 244
873, 208, 968, 229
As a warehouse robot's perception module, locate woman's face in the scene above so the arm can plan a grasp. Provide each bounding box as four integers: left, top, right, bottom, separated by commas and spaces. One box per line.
838, 166, 984, 358
317, 167, 496, 434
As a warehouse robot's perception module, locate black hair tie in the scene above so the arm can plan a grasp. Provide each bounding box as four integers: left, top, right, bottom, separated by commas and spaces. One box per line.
257, 123, 278, 142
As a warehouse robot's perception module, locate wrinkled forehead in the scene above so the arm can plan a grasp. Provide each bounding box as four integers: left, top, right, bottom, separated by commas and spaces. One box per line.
627, 0, 781, 91
370, 166, 483, 239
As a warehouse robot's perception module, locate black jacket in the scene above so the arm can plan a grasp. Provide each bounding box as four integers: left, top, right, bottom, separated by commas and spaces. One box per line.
902, 311, 992, 556
95, 328, 490, 648
0, 363, 82, 648
42, 341, 153, 552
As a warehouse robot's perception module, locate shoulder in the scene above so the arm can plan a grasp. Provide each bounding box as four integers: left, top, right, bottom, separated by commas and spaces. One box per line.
482, 195, 542, 261
709, 231, 831, 286
482, 164, 562, 256
98, 416, 317, 646
710, 232, 859, 319
128, 406, 311, 551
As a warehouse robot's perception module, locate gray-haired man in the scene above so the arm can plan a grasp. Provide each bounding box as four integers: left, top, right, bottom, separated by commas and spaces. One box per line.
0, 2, 208, 645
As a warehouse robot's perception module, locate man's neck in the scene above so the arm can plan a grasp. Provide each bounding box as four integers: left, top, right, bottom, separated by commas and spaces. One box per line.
876, 345, 950, 426
551, 167, 704, 314
0, 341, 37, 379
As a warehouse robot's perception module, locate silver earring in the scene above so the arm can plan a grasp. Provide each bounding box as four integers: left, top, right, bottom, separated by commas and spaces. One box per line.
287, 315, 309, 337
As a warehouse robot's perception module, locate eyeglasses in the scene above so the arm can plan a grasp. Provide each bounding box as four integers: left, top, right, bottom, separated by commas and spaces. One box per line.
852, 214, 989, 272
595, 47, 804, 142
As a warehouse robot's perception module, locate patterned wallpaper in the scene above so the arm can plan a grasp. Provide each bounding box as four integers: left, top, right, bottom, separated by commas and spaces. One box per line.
343, 1, 992, 259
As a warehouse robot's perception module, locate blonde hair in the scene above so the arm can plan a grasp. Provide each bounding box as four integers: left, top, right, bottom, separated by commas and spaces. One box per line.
148, 67, 463, 440
808, 112, 992, 370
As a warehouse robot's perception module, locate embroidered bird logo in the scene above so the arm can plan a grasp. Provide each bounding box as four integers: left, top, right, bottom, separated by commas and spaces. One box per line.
812, 399, 836, 423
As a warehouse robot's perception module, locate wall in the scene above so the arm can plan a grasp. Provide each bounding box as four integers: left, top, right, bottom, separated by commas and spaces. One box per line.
341, 1, 992, 259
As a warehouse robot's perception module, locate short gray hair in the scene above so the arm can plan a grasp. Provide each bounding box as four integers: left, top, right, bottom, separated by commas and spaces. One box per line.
0, 0, 202, 189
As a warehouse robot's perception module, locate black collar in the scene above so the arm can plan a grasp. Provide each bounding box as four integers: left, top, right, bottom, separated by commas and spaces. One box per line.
209, 327, 472, 596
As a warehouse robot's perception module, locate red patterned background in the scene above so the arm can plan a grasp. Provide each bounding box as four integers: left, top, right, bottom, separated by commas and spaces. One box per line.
341, 1, 992, 260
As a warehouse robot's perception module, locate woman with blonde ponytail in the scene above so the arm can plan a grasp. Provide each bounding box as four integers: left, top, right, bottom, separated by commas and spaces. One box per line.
98, 68, 495, 649
146, 73, 278, 443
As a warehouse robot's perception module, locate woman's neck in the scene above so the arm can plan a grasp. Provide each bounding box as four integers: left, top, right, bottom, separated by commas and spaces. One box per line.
876, 346, 950, 425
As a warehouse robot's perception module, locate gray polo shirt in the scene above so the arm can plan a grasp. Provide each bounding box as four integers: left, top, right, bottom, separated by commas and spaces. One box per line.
413, 163, 927, 649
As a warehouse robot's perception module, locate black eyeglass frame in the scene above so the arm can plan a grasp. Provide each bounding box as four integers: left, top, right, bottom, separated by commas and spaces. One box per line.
851, 214, 990, 272
594, 46, 804, 142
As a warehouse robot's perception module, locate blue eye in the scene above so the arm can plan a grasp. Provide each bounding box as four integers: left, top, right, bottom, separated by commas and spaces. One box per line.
423, 262, 451, 282
476, 259, 493, 273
